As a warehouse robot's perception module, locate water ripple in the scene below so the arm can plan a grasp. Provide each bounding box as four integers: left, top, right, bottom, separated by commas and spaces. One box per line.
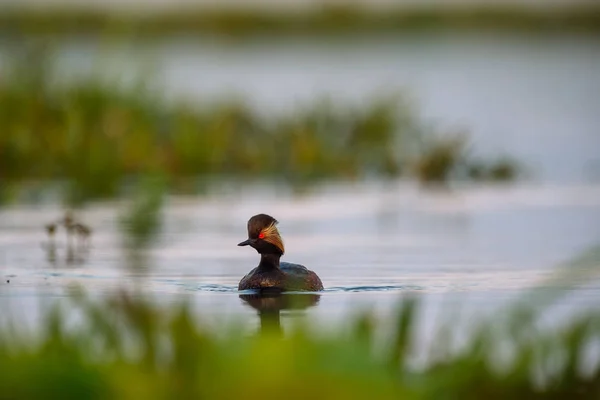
324, 285, 424, 292
189, 285, 424, 293
190, 284, 238, 293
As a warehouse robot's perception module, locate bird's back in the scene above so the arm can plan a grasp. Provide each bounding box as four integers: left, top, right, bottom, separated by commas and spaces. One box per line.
280, 262, 324, 291
238, 267, 286, 291
238, 262, 323, 291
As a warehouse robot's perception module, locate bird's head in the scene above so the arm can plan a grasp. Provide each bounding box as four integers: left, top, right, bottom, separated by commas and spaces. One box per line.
238, 214, 285, 255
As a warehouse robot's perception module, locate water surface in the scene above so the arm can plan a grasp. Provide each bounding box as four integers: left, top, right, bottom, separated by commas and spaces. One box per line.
1, 182, 599, 331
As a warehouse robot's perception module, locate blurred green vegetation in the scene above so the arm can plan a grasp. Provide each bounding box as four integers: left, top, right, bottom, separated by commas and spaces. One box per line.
119, 173, 166, 273
1, 5, 599, 37
0, 288, 598, 399
414, 133, 519, 184
0, 44, 517, 205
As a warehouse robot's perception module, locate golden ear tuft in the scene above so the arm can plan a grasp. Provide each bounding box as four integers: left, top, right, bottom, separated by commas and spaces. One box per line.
260, 221, 285, 254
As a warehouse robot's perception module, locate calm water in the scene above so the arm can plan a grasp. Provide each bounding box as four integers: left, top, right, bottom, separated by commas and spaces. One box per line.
1, 182, 599, 331
1, 31, 600, 330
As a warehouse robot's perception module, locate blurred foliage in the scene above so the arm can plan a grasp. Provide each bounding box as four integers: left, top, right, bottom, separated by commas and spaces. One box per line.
0, 44, 518, 205
414, 133, 469, 184
120, 174, 166, 249
1, 6, 599, 37
0, 288, 599, 399
118, 173, 167, 274
413, 133, 520, 184
468, 157, 520, 182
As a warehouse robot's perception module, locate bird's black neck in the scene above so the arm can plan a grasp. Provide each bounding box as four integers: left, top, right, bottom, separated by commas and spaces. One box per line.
258, 253, 281, 270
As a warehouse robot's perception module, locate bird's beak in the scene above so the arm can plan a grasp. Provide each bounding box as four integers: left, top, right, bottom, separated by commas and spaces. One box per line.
237, 239, 253, 247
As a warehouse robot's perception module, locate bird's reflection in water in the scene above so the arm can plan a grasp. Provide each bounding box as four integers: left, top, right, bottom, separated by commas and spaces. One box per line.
239, 291, 321, 336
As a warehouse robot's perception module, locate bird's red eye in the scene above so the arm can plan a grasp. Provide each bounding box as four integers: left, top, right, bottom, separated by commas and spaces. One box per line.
258, 232, 265, 239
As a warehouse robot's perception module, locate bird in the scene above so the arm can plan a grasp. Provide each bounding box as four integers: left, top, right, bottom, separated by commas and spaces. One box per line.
237, 214, 323, 292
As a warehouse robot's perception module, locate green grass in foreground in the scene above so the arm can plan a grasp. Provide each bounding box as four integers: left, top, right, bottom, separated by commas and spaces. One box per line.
0, 287, 598, 399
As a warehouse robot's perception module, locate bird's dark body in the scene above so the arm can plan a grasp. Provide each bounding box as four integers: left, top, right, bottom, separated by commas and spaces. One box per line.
238, 262, 324, 292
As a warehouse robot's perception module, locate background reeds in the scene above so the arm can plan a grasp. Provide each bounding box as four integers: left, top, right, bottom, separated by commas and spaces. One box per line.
1, 5, 599, 37
0, 44, 518, 205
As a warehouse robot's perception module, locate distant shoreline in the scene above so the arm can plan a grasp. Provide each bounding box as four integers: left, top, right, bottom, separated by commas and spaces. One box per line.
2, 6, 600, 36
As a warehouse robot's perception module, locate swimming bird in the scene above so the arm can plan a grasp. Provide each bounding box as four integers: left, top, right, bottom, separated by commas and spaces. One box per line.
238, 214, 323, 292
